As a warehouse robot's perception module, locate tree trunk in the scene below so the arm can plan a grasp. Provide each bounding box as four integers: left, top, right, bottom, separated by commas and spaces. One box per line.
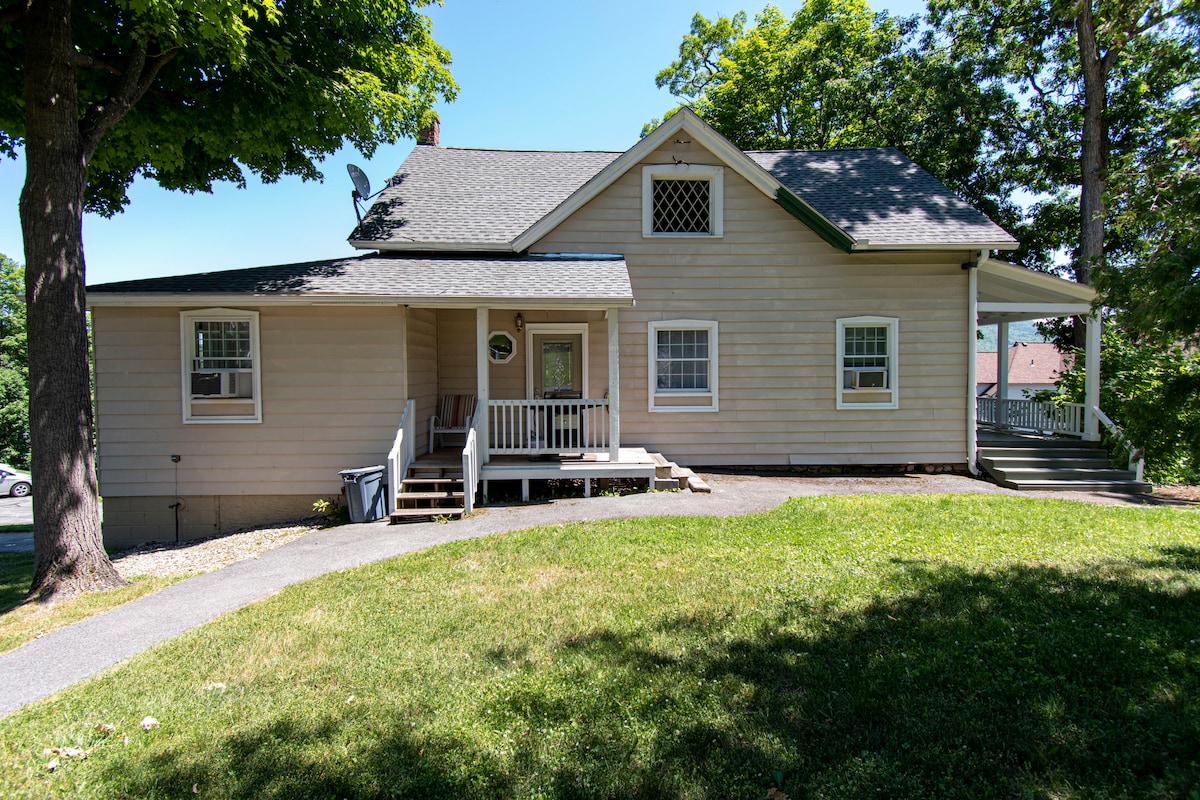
1074, 1, 1107, 346
21, 0, 125, 602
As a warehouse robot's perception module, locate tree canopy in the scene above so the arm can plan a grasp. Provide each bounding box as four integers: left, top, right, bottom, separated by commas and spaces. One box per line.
1, 0, 455, 601
0, 253, 28, 471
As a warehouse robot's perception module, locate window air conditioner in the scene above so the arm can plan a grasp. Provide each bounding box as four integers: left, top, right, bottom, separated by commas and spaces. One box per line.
191, 370, 248, 398
849, 368, 888, 389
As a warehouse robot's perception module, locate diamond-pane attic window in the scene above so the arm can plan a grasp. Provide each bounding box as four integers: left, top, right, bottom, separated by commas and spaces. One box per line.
642, 164, 724, 237
653, 179, 710, 233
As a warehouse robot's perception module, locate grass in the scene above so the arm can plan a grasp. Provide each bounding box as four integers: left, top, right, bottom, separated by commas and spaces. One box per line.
1, 494, 1198, 799
0, 554, 182, 655
0, 524, 33, 533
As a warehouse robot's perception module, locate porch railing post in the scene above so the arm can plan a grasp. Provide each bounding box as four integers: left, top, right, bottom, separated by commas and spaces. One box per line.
1084, 313, 1101, 441
476, 307, 490, 463
996, 321, 1010, 428
607, 308, 620, 462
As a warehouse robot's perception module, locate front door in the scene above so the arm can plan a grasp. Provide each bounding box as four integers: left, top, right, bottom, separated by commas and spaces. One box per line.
532, 334, 583, 398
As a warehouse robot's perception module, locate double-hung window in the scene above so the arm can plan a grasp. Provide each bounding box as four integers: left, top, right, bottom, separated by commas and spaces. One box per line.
642, 164, 724, 237
648, 320, 719, 412
181, 309, 262, 423
836, 316, 898, 409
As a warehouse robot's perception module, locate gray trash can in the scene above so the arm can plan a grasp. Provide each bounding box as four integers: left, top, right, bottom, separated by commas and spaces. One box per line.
339, 465, 387, 523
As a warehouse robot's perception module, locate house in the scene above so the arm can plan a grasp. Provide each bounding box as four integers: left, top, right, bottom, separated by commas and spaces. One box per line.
87, 108, 1120, 547
976, 342, 1071, 399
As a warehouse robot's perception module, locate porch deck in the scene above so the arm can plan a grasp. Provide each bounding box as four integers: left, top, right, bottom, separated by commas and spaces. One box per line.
414, 446, 660, 502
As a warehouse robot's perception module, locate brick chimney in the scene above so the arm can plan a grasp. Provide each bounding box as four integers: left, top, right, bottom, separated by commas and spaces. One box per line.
416, 116, 440, 146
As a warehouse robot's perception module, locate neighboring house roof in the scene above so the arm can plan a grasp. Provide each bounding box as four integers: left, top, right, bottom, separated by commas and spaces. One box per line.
87, 254, 634, 307
975, 342, 1072, 392
350, 107, 1018, 255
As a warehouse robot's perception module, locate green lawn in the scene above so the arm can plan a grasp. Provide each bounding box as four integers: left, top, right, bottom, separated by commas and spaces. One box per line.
1, 495, 1198, 799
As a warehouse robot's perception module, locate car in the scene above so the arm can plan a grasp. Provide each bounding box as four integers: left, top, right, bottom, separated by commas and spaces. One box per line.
0, 465, 31, 498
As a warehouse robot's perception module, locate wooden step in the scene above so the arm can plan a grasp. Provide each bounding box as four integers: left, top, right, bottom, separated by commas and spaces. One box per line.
396, 490, 464, 502
388, 506, 465, 523
1002, 479, 1153, 493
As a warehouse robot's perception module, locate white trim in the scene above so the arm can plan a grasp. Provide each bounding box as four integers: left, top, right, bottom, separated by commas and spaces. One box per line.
487, 330, 517, 364
836, 316, 899, 410
977, 302, 1093, 316
641, 164, 724, 238
648, 319, 719, 413
979, 258, 1096, 301
180, 308, 262, 424
524, 323, 590, 399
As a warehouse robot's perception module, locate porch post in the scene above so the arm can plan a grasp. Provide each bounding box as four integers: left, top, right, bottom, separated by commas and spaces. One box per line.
607, 308, 620, 462
477, 307, 490, 463
997, 321, 1010, 428
1084, 313, 1101, 441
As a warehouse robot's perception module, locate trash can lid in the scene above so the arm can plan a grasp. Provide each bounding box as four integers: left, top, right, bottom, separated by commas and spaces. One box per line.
339, 465, 387, 478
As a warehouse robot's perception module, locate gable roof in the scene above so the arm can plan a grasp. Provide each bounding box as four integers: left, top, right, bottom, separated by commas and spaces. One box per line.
747, 149, 1012, 249
87, 254, 634, 308
350, 107, 1017, 255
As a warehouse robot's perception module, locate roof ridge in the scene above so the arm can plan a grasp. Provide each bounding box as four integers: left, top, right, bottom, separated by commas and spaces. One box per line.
435, 147, 622, 155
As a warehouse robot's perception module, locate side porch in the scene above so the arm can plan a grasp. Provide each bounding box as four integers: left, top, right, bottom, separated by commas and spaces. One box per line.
971, 259, 1147, 493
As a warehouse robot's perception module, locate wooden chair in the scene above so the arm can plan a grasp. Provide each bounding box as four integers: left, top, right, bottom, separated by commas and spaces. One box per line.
429, 394, 477, 453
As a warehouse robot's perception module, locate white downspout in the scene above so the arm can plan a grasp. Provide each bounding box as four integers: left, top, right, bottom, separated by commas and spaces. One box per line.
966, 251, 983, 476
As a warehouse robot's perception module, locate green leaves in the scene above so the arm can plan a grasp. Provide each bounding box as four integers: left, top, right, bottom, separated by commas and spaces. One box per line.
0, 0, 456, 216
0, 254, 28, 471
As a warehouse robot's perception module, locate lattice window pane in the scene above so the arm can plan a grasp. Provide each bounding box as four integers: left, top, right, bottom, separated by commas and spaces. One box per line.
194, 321, 252, 370
656, 329, 710, 390
843, 326, 889, 368
653, 179, 711, 233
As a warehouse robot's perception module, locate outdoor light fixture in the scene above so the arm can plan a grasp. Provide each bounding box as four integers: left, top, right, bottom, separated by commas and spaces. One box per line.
514, 313, 524, 332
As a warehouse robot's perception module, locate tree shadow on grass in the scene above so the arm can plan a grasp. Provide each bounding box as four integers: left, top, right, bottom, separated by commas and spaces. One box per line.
100, 551, 1199, 799
0, 552, 33, 613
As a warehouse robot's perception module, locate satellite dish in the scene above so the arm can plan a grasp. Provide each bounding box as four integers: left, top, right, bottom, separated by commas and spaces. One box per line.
347, 164, 371, 199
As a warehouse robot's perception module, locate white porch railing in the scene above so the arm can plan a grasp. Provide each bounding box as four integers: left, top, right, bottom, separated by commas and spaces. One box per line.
461, 402, 483, 514
488, 398, 611, 455
1093, 406, 1146, 482
976, 396, 1086, 437
386, 399, 416, 514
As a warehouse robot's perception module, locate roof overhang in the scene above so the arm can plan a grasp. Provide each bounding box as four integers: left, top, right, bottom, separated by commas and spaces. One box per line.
976, 258, 1095, 324
87, 255, 635, 310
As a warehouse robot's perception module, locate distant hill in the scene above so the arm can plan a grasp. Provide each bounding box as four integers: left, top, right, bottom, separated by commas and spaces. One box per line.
978, 320, 1047, 352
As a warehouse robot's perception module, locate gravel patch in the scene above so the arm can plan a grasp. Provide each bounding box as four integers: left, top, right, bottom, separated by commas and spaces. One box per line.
111, 524, 322, 578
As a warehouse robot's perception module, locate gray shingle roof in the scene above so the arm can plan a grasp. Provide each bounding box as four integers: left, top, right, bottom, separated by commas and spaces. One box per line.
349, 147, 620, 245
88, 254, 633, 305
746, 149, 1013, 247
349, 143, 1014, 250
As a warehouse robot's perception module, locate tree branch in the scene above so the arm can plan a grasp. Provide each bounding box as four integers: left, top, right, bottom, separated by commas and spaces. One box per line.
79, 44, 178, 160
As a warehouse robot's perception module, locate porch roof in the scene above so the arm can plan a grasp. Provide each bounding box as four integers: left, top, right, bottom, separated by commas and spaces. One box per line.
87, 254, 634, 308
977, 259, 1095, 324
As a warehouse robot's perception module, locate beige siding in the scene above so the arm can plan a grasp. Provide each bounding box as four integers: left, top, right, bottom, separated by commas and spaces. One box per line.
408, 307, 438, 454
94, 305, 409, 498
531, 139, 972, 466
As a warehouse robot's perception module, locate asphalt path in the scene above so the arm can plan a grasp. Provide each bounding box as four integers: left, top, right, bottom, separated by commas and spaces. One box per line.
0, 473, 1164, 717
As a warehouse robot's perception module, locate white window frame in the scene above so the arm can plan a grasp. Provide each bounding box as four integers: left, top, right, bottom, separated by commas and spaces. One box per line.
642, 164, 724, 238
487, 330, 517, 364
836, 316, 899, 410
648, 319, 719, 413
180, 308, 262, 423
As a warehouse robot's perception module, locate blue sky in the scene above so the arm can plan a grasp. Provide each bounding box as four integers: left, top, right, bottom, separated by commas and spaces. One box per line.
0, 0, 926, 284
